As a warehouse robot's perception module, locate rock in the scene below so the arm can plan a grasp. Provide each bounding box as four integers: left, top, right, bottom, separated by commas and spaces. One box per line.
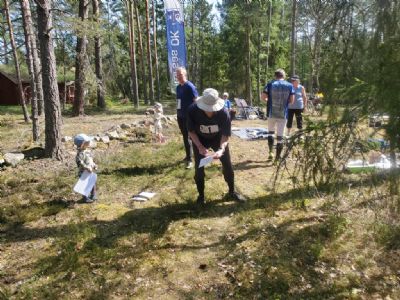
62, 136, 72, 142
119, 132, 128, 139
100, 136, 110, 144
107, 131, 120, 140
89, 140, 97, 148
93, 136, 101, 142
120, 123, 131, 129
0, 154, 4, 165
4, 152, 25, 167
108, 125, 121, 131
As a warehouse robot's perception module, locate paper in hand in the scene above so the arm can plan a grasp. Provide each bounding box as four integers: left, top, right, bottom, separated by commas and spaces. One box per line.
73, 170, 97, 197
199, 155, 214, 168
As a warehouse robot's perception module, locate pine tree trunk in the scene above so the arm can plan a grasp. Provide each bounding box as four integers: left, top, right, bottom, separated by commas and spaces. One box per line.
152, 0, 160, 102
290, 0, 297, 77
92, 0, 106, 109
1, 20, 8, 64
257, 32, 261, 105
265, 1, 272, 77
189, 0, 195, 82
20, 0, 39, 140
144, 0, 154, 104
198, 9, 203, 92
135, 1, 148, 103
60, 33, 67, 110
36, 0, 62, 159
31, 27, 44, 117
127, 0, 139, 107
245, 16, 252, 105
4, 0, 30, 123
312, 20, 322, 91
73, 0, 89, 116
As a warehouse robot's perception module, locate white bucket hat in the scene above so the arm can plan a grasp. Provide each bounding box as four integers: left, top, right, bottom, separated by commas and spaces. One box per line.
196, 88, 225, 112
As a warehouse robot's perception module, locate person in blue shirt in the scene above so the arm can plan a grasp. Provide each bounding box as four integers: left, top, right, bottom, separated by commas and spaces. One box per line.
287, 75, 308, 136
187, 88, 246, 205
261, 68, 294, 161
176, 67, 198, 169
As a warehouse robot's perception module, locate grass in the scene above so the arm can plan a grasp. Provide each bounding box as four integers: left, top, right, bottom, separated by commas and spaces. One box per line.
0, 106, 399, 299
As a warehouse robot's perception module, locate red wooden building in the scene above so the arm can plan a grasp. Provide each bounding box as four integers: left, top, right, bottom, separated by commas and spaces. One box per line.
0, 70, 75, 105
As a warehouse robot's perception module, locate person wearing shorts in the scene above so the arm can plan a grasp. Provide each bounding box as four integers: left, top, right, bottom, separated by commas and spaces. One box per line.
261, 69, 294, 161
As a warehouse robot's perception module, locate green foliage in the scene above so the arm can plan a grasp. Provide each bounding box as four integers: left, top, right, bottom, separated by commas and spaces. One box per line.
332, 78, 376, 107
374, 223, 400, 250
276, 115, 362, 189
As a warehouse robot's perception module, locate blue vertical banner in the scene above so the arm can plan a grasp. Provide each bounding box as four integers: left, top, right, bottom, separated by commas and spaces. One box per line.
164, 0, 187, 93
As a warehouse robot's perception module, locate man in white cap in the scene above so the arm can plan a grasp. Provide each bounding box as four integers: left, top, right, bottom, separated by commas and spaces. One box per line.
261, 68, 294, 162
187, 88, 246, 204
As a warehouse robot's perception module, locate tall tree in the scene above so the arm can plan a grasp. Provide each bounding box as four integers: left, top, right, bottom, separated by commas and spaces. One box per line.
244, 1, 252, 105
144, 0, 154, 104
73, 0, 90, 116
289, 0, 297, 76
265, 1, 272, 77
35, 0, 62, 159
152, 0, 160, 102
92, 0, 106, 109
126, 0, 139, 107
135, 1, 147, 103
299, 1, 336, 92
0, 12, 8, 64
20, 0, 39, 140
189, 0, 195, 82
372, 0, 400, 194
4, 0, 30, 123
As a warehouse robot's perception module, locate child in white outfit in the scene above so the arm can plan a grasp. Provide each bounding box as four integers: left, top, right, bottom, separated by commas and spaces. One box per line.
74, 134, 98, 203
153, 102, 166, 143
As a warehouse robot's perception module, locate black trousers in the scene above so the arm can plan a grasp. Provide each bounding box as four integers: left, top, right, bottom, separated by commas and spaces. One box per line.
193, 141, 234, 197
287, 108, 303, 129
177, 117, 192, 161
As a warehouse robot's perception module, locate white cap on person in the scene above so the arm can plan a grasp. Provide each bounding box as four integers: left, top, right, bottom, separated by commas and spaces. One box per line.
196, 88, 225, 112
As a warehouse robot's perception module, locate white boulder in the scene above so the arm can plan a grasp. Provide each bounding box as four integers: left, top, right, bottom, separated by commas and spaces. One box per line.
4, 152, 25, 167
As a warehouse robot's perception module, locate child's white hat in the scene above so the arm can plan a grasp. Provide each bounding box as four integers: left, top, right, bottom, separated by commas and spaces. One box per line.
74, 134, 92, 147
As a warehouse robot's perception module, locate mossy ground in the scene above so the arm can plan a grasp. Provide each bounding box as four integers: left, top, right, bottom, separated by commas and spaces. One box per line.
0, 105, 399, 299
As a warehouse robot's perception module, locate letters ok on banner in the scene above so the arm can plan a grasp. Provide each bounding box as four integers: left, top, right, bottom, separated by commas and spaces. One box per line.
164, 0, 187, 93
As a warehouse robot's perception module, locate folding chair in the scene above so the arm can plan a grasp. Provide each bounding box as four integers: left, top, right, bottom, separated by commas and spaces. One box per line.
234, 98, 262, 120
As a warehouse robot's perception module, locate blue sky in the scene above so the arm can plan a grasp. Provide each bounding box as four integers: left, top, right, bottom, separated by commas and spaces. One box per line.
207, 0, 221, 28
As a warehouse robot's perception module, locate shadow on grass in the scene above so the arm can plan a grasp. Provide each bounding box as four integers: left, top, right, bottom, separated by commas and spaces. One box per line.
3, 168, 397, 245
4, 169, 399, 298
1, 186, 303, 245
0, 198, 74, 226
209, 213, 395, 299
99, 160, 181, 177
6, 184, 399, 299
233, 159, 269, 171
